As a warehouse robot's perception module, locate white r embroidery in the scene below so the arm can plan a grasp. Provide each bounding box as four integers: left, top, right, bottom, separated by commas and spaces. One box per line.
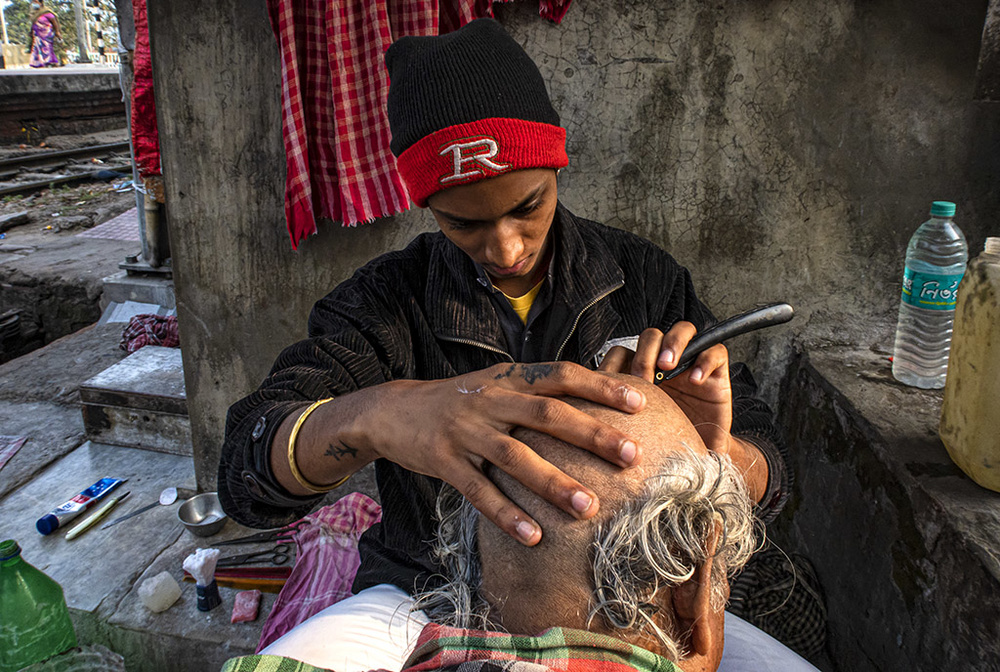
439, 137, 511, 184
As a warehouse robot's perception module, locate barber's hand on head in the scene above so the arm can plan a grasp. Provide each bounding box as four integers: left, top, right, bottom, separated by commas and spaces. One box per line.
368, 362, 646, 546
598, 322, 734, 455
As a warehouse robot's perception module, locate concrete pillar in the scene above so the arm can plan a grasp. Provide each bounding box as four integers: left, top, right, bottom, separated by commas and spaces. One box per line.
73, 0, 92, 63
145, 0, 432, 489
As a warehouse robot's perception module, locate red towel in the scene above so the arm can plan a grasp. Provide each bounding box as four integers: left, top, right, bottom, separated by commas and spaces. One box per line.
131, 0, 161, 179
267, 0, 574, 249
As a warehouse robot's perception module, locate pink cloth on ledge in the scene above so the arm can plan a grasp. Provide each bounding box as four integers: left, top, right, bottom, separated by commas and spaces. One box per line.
257, 492, 383, 652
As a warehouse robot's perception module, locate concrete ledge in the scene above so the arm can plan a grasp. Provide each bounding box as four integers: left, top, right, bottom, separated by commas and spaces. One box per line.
0, 441, 270, 672
774, 346, 1000, 670
0, 67, 124, 141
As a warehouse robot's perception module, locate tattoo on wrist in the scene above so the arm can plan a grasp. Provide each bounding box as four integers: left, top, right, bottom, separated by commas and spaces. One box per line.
325, 442, 358, 461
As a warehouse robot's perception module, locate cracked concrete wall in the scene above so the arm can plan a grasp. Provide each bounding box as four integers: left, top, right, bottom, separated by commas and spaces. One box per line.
150, 0, 999, 487
495, 0, 1000, 397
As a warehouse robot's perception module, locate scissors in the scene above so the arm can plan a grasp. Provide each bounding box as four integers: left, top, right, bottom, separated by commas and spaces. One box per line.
210, 520, 309, 547
216, 543, 292, 568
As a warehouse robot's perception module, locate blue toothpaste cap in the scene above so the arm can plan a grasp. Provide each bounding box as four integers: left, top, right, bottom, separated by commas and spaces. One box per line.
36, 514, 59, 535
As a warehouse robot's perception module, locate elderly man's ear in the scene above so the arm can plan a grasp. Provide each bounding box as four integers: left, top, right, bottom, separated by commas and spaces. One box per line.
669, 519, 723, 660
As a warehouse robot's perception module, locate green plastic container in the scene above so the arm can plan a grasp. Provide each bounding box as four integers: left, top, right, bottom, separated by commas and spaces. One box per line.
0, 540, 78, 672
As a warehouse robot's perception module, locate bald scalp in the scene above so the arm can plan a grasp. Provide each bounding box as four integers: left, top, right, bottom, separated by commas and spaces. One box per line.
492, 374, 707, 530
478, 375, 709, 633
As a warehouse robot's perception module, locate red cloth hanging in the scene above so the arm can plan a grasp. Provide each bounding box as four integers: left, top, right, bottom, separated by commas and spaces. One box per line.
131, 0, 161, 179
268, 0, 574, 249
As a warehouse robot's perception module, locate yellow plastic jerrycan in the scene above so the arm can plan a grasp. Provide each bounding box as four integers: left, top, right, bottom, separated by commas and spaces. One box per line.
940, 237, 1000, 491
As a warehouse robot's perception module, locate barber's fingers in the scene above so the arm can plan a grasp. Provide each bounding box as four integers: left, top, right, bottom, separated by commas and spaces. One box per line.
440, 432, 607, 548
597, 345, 633, 373
452, 462, 543, 546
657, 321, 699, 371
487, 388, 641, 470
450, 436, 602, 546
686, 343, 730, 385
630, 328, 666, 383
488, 362, 646, 415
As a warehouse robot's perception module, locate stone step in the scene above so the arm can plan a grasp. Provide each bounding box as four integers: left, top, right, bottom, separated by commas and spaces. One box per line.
79, 346, 191, 456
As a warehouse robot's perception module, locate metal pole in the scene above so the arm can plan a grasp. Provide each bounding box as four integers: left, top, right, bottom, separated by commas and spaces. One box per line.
73, 0, 91, 62
1, 3, 10, 45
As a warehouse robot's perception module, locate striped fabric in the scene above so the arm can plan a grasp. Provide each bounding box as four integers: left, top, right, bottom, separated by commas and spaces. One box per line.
265, 0, 575, 248
256, 493, 383, 652
222, 654, 334, 672
224, 625, 681, 672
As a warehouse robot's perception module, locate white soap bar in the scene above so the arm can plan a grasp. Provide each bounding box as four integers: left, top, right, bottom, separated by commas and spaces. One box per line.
182, 547, 220, 586
138, 571, 182, 613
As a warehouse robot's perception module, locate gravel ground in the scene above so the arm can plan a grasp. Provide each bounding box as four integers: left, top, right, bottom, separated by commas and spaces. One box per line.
1, 128, 136, 237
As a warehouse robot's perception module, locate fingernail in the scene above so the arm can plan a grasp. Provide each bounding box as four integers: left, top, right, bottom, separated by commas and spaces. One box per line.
516, 521, 537, 542
690, 367, 703, 382
625, 389, 643, 409
571, 491, 593, 514
662, 349, 675, 366
620, 440, 638, 465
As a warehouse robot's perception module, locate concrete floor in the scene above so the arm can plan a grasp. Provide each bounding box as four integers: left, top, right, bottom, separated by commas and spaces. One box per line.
0, 320, 381, 671
0, 325, 274, 671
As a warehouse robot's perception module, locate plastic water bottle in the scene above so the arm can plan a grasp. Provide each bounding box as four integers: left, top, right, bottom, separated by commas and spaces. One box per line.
891, 201, 968, 389
0, 540, 78, 671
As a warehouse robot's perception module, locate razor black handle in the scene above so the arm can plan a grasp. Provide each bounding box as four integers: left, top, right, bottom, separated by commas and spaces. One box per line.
654, 303, 794, 383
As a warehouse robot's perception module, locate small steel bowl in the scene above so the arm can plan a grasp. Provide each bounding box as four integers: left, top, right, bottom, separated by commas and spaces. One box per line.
177, 492, 227, 537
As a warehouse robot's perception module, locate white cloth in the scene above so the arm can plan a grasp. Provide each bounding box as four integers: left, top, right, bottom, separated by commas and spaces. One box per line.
260, 584, 429, 672
261, 583, 819, 672
719, 611, 818, 671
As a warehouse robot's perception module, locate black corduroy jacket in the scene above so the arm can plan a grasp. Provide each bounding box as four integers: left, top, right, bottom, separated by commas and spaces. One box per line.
218, 203, 789, 595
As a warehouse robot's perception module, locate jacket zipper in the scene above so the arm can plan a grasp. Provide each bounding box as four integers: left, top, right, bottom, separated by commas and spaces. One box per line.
437, 336, 515, 363
555, 281, 625, 361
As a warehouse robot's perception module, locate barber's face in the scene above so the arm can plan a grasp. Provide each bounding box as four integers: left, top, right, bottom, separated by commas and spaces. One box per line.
427, 169, 558, 297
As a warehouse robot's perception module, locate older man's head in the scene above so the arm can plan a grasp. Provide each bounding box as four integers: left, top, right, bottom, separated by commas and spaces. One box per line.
417, 375, 756, 672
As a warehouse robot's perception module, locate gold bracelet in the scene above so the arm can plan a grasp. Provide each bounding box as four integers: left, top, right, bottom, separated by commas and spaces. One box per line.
287, 398, 350, 493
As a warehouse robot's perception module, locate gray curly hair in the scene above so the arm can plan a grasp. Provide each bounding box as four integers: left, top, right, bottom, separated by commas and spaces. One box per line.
414, 449, 758, 662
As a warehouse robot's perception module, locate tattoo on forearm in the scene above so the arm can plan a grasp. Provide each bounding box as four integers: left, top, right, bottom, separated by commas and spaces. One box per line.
325, 443, 358, 461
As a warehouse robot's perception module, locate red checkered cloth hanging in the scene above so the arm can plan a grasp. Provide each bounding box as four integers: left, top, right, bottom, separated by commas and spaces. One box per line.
267, 0, 574, 249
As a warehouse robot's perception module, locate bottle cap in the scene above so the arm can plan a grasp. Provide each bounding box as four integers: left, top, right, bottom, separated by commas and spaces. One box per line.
0, 540, 20, 561
930, 201, 956, 218
985, 237, 1000, 255
36, 514, 59, 535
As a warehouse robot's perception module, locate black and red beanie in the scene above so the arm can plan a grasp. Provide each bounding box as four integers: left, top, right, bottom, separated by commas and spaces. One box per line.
385, 18, 568, 207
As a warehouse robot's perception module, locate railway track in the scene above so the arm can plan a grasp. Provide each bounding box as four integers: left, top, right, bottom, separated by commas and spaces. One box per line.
0, 141, 132, 196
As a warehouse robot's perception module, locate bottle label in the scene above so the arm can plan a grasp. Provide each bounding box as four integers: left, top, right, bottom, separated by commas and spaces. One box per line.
901, 267, 964, 310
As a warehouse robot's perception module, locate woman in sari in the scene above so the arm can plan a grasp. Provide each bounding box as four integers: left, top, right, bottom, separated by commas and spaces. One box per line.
28, 2, 62, 68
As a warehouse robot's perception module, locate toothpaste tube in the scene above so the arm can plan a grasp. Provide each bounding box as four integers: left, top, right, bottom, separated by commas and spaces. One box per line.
36, 477, 125, 535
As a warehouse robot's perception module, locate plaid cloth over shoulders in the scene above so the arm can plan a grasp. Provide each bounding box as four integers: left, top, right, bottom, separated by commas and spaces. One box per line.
223, 624, 681, 672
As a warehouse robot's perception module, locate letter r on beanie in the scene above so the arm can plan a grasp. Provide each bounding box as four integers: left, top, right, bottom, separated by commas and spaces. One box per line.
385, 19, 568, 207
